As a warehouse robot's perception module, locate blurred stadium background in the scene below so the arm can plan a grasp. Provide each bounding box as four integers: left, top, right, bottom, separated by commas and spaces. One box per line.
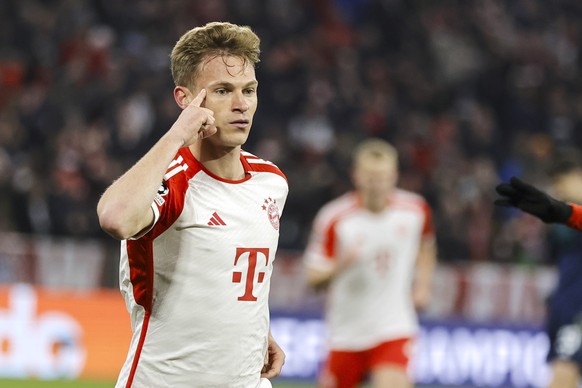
1, 0, 582, 387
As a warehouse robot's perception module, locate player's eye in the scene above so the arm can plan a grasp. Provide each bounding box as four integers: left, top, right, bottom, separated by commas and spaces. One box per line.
244, 88, 256, 95
215, 88, 228, 95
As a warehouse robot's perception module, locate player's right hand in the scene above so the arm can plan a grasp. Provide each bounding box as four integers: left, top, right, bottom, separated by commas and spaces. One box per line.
494, 176, 572, 223
171, 89, 217, 147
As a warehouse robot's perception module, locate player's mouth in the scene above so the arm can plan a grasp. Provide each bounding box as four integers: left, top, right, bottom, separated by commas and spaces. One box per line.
229, 119, 250, 129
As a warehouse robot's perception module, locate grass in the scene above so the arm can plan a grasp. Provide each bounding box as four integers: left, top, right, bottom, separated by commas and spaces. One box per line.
0, 381, 114, 388
0, 379, 315, 387
0, 380, 472, 387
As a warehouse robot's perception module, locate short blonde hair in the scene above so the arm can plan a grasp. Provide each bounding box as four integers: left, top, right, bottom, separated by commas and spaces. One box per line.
170, 22, 261, 88
352, 138, 398, 168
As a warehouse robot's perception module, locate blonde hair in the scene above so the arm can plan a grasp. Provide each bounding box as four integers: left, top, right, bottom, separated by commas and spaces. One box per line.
352, 138, 398, 168
170, 22, 261, 88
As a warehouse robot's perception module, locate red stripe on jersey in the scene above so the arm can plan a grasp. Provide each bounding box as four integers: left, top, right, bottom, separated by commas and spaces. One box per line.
125, 239, 154, 387
324, 220, 338, 259
125, 311, 151, 388
126, 240, 155, 310
147, 149, 200, 239
212, 212, 226, 225
241, 152, 287, 182
182, 147, 253, 184
321, 197, 360, 260
390, 195, 434, 237
182, 147, 286, 183
123, 148, 200, 386
419, 200, 434, 236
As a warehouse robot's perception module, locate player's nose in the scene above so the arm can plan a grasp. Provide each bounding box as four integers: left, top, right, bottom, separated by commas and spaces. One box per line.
232, 91, 249, 112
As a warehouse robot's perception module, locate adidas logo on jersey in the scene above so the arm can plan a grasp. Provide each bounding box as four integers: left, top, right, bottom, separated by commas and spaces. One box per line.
207, 212, 226, 226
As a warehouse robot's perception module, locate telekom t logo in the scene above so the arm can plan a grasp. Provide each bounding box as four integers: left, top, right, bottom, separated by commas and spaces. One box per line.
232, 247, 270, 301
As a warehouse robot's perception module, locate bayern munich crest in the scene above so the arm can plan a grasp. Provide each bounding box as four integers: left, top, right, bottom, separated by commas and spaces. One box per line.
262, 197, 280, 230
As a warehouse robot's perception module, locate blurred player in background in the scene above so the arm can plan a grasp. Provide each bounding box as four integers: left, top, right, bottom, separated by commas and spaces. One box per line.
303, 139, 437, 388
97, 22, 287, 387
496, 152, 582, 388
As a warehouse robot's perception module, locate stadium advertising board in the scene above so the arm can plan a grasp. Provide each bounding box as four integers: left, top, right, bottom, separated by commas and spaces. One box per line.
0, 284, 130, 380
0, 285, 552, 386
413, 320, 550, 387
271, 313, 550, 388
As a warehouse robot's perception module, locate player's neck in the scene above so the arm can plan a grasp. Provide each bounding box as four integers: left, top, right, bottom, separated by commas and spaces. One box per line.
363, 201, 386, 213
359, 193, 390, 213
189, 144, 245, 180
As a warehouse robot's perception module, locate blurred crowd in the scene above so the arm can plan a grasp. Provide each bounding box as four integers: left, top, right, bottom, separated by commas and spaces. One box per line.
1, 0, 582, 263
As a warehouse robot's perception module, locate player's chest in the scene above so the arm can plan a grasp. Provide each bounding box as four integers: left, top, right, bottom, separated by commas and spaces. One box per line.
340, 210, 420, 241
177, 180, 284, 235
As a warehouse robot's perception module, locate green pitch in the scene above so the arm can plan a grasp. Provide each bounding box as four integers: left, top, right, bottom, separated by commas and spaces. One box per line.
0, 381, 114, 388
0, 379, 315, 388
0, 380, 462, 387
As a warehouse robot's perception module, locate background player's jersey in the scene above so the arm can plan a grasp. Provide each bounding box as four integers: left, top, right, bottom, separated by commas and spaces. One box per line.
304, 189, 433, 351
115, 149, 288, 388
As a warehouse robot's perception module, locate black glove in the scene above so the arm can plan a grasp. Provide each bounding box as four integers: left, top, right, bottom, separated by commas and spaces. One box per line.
494, 176, 572, 223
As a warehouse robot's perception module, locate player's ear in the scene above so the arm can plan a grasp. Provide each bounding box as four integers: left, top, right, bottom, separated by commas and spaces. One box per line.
174, 86, 192, 109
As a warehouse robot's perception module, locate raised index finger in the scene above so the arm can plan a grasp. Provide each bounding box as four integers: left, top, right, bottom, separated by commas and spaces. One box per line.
189, 89, 207, 107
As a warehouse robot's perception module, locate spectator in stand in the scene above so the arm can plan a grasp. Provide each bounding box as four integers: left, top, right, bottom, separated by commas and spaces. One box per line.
2, 0, 582, 264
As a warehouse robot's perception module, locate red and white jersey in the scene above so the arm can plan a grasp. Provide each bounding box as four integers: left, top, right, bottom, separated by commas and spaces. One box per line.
303, 189, 434, 351
115, 149, 288, 388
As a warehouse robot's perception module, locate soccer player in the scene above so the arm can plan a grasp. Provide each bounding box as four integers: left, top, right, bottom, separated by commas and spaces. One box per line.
97, 22, 287, 387
495, 154, 582, 388
303, 139, 437, 388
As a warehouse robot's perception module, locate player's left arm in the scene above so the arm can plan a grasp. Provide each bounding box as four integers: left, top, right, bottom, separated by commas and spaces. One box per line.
261, 330, 285, 379
412, 236, 437, 311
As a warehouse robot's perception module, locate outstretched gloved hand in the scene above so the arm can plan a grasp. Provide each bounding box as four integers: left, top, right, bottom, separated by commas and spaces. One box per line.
494, 176, 572, 223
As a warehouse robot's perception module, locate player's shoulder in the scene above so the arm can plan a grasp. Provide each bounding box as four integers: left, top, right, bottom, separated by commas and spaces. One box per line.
393, 188, 426, 202
241, 150, 287, 181
392, 188, 430, 211
315, 192, 360, 225
162, 148, 204, 182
